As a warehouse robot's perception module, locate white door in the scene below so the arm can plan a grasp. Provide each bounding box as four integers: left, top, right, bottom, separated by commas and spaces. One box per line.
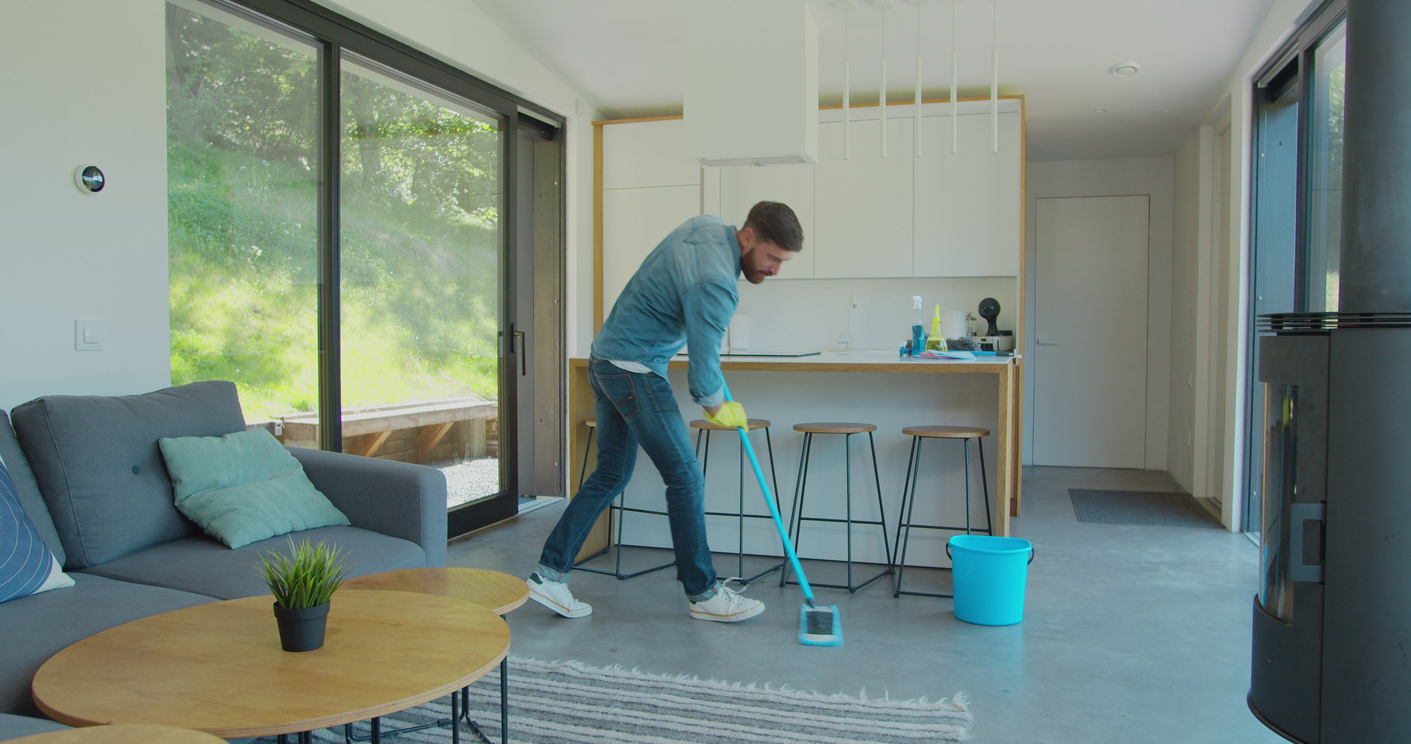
1033, 196, 1150, 468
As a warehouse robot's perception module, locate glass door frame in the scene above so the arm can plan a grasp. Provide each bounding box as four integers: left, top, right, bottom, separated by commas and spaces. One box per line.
1242, 0, 1347, 538
214, 0, 566, 537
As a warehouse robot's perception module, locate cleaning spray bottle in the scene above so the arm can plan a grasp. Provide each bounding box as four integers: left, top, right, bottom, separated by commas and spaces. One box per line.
911, 296, 925, 356
924, 305, 948, 352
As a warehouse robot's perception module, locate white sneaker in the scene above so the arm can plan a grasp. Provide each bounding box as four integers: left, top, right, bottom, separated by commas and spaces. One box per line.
689, 583, 765, 623
526, 572, 592, 618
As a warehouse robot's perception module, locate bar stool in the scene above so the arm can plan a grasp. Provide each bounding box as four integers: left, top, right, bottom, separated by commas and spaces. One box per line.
892, 426, 994, 598
780, 422, 893, 592
689, 417, 787, 584
572, 419, 674, 580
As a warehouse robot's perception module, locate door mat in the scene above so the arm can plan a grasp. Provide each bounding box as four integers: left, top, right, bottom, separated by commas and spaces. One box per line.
254, 655, 973, 743
1069, 489, 1222, 529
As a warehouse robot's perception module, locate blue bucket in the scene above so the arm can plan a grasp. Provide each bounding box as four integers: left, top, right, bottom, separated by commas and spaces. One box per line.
947, 535, 1035, 626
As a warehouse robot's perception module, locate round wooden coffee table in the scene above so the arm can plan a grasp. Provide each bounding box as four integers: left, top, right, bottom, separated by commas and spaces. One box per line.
7, 725, 226, 743
342, 568, 528, 742
32, 591, 508, 741
342, 567, 528, 615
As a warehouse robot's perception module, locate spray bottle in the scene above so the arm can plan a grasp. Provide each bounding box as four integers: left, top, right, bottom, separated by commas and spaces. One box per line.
911, 296, 925, 356
925, 305, 947, 351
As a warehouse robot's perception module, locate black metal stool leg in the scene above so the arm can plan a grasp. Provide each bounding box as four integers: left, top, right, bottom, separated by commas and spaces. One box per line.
844, 432, 854, 590
963, 438, 973, 535
782, 431, 812, 587
868, 431, 892, 568
895, 436, 922, 597
978, 436, 994, 534
577, 426, 595, 491
743, 427, 787, 583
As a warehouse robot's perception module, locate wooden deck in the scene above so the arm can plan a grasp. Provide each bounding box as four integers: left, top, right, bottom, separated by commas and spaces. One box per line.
279, 398, 498, 459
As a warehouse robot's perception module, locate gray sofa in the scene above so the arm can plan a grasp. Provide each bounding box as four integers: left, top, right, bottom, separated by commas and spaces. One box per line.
0, 381, 448, 733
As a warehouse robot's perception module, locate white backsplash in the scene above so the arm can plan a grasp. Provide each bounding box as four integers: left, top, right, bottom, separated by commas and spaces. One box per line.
732, 276, 1019, 351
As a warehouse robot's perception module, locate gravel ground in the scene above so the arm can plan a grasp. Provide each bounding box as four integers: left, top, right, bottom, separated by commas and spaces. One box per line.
434, 458, 501, 507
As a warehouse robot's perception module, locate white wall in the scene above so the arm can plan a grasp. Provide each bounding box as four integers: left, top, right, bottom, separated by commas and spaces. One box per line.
0, 0, 600, 413
1164, 0, 1321, 530
1023, 157, 1175, 471
0, 0, 171, 411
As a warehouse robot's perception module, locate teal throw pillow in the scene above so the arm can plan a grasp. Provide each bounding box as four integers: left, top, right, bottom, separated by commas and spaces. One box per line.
159, 429, 350, 549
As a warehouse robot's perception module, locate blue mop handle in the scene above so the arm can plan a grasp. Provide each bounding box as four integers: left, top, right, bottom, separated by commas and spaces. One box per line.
719, 381, 816, 605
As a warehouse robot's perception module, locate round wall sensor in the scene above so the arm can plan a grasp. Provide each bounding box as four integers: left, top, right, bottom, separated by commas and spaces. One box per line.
1111, 63, 1141, 77
74, 165, 105, 194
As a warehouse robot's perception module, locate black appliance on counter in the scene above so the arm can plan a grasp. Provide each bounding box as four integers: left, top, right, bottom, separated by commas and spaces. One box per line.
1248, 1, 1411, 741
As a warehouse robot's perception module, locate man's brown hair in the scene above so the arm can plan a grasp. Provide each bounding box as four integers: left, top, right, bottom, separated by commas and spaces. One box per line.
743, 201, 804, 253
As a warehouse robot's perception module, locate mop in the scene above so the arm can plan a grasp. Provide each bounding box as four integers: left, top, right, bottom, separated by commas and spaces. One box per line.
720, 380, 842, 646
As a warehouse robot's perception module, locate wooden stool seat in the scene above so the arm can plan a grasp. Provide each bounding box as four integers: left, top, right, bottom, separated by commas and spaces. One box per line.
901, 425, 990, 439
690, 418, 772, 431
793, 422, 877, 434
585, 419, 596, 428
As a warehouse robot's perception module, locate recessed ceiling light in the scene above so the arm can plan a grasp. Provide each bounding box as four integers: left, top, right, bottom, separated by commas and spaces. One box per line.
1094, 108, 1109, 113
1112, 63, 1141, 76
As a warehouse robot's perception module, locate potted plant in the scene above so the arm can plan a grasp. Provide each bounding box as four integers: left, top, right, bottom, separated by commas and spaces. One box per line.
256, 537, 351, 652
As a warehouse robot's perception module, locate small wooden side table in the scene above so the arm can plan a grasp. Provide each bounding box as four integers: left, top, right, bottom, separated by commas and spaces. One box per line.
8, 725, 226, 744
342, 568, 528, 743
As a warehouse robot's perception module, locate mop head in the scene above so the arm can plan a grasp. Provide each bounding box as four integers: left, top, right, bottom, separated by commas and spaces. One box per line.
799, 604, 843, 647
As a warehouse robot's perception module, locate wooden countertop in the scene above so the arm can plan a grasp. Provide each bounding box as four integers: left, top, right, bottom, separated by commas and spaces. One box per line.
571, 350, 1018, 374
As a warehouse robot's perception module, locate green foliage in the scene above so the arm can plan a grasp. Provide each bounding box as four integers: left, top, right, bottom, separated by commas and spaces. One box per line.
256, 537, 351, 609
166, 5, 502, 421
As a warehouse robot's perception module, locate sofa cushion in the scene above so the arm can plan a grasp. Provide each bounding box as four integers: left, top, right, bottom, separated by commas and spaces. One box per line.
159, 429, 350, 549
79, 525, 426, 601
0, 573, 213, 716
0, 457, 73, 603
0, 413, 63, 566
10, 381, 246, 569
0, 713, 69, 740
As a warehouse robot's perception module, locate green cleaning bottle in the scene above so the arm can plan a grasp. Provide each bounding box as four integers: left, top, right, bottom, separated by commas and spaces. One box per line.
925, 305, 947, 351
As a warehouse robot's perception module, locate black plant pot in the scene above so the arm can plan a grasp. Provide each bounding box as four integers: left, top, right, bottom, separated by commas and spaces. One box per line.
272, 602, 330, 652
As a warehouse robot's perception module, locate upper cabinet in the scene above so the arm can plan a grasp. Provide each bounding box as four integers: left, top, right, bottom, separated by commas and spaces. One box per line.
913, 109, 1022, 277
813, 116, 915, 278
600, 99, 1024, 287
719, 163, 816, 279
602, 119, 701, 189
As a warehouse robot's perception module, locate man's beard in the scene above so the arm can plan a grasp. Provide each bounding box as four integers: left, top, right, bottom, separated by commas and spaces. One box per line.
743, 268, 767, 284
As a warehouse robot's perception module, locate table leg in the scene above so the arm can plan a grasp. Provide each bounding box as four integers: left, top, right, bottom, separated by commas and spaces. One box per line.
278, 736, 289, 744
299, 733, 312, 744
500, 656, 509, 743
371, 717, 380, 744
452, 687, 460, 744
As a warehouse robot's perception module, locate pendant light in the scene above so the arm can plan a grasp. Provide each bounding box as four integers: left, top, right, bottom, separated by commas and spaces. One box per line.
950, 0, 958, 154
991, 0, 999, 152
878, 0, 893, 158
840, 0, 856, 160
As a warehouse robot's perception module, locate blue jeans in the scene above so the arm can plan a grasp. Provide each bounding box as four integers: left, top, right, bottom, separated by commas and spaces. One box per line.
537, 358, 719, 601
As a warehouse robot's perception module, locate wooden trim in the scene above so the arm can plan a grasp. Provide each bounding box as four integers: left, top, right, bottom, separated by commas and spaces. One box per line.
593, 123, 604, 332
593, 114, 684, 126
666, 359, 1008, 374
1015, 94, 1027, 515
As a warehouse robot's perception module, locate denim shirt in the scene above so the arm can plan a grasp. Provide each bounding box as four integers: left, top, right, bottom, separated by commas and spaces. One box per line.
592, 215, 740, 408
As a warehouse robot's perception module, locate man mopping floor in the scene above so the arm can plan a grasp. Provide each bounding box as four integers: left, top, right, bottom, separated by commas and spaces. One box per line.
526, 201, 802, 623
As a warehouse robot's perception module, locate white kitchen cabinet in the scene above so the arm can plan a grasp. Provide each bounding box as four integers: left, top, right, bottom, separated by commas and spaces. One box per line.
602, 118, 701, 190
913, 110, 1022, 277
719, 163, 815, 278
812, 117, 914, 278
601, 185, 701, 315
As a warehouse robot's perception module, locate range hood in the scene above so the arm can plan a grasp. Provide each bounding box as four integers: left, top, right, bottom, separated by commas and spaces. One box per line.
683, 0, 818, 167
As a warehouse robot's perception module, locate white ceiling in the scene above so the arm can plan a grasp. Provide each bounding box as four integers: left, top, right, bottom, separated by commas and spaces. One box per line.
472, 0, 1277, 161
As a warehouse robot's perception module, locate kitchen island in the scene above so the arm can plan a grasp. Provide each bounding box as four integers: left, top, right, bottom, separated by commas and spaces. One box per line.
568, 351, 1023, 570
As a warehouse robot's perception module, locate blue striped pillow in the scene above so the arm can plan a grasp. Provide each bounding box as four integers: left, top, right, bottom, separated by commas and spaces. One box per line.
0, 454, 73, 603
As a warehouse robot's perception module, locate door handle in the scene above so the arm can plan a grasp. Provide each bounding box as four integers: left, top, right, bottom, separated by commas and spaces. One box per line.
1289, 502, 1325, 583
1037, 338, 1059, 345
513, 330, 527, 377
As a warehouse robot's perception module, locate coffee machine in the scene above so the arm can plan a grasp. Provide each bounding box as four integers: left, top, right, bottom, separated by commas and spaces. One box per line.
974, 297, 1014, 352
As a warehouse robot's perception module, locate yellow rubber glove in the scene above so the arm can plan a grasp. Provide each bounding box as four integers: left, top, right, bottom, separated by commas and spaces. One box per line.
705, 401, 748, 429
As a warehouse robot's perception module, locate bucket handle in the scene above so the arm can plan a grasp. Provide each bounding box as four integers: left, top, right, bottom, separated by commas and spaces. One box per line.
945, 542, 1037, 565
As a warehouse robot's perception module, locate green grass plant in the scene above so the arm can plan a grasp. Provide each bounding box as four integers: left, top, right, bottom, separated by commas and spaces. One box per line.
256, 537, 352, 609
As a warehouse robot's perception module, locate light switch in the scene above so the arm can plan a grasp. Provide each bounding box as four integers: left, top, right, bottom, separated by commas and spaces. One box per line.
75, 319, 104, 351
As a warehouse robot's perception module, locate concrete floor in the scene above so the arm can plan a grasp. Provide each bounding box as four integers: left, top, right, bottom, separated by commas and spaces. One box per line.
447, 466, 1285, 744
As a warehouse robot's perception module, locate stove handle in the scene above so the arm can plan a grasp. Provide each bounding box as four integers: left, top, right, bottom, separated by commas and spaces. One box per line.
1288, 502, 1326, 583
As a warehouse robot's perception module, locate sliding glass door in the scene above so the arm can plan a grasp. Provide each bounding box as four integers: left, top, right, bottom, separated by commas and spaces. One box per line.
167, 0, 565, 537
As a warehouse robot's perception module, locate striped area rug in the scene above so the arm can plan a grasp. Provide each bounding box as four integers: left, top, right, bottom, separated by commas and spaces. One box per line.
259, 656, 973, 743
